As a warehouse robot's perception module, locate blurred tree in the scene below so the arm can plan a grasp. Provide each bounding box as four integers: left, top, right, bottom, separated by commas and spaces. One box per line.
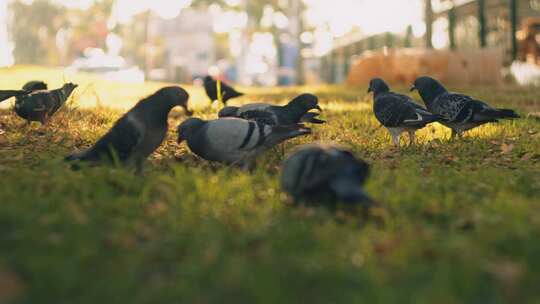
10, 0, 63, 64
10, 0, 114, 65
424, 0, 433, 48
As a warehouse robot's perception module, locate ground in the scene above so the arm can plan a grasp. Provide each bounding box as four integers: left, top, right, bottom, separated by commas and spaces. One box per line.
0, 66, 539, 304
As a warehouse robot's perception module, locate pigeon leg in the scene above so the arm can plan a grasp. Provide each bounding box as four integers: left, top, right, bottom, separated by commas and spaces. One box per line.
450, 129, 459, 140
391, 134, 400, 147
134, 158, 145, 175
39, 112, 49, 127
407, 130, 416, 146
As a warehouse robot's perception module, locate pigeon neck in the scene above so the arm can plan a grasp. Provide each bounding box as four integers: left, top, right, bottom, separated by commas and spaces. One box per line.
284, 102, 309, 121
60, 86, 75, 100
419, 86, 447, 107
140, 99, 176, 126
373, 89, 389, 98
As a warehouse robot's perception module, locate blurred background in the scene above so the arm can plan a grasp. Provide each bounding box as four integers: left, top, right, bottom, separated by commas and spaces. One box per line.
1, 0, 540, 87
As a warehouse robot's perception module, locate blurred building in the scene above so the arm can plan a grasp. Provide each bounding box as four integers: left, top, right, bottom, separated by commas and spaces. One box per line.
149, 8, 215, 82
432, 0, 540, 62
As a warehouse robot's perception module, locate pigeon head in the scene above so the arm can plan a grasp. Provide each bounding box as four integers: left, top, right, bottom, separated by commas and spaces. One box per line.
154, 86, 193, 116
410, 76, 448, 104
61, 83, 78, 96
367, 78, 390, 96
218, 106, 239, 118
22, 80, 48, 92
177, 117, 205, 143
288, 93, 321, 112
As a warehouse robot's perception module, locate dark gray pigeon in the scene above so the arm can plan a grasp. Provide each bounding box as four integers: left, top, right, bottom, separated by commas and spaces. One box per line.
281, 143, 373, 208
15, 83, 78, 125
218, 93, 324, 125
203, 75, 244, 104
368, 78, 441, 146
177, 117, 311, 169
65, 86, 192, 173
411, 76, 520, 138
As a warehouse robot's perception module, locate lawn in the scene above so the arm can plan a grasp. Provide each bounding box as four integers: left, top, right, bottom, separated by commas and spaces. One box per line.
0, 66, 539, 304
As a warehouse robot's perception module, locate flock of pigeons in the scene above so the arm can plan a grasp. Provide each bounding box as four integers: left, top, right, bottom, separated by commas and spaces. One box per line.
0, 75, 520, 208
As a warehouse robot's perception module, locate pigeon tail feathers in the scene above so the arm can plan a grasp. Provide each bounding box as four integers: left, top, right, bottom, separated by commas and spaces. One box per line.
265, 124, 311, 147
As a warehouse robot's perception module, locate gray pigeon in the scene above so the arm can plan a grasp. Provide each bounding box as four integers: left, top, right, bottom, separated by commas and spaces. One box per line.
177, 117, 311, 169
411, 76, 520, 138
368, 78, 441, 146
281, 143, 373, 208
66, 86, 192, 173
218, 93, 324, 125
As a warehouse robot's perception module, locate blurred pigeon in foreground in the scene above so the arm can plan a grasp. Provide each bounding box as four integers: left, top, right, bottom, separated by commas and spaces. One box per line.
203, 75, 244, 104
368, 78, 441, 146
177, 117, 311, 169
15, 83, 78, 125
281, 143, 373, 207
0, 90, 27, 103
66, 86, 192, 173
411, 76, 520, 138
218, 93, 325, 125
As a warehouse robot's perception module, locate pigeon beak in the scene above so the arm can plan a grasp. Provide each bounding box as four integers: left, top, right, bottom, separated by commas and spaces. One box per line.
409, 85, 417, 92
314, 105, 322, 111
180, 104, 193, 116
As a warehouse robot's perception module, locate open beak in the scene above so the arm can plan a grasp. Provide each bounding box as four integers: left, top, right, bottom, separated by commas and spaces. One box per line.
409, 85, 417, 92
314, 105, 322, 111
182, 105, 193, 116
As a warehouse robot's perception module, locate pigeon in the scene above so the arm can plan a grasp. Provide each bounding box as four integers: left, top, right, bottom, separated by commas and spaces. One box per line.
281, 143, 373, 208
15, 82, 78, 125
411, 76, 520, 138
203, 75, 244, 104
0, 90, 28, 103
218, 93, 325, 125
368, 78, 441, 146
65, 86, 192, 173
177, 117, 311, 169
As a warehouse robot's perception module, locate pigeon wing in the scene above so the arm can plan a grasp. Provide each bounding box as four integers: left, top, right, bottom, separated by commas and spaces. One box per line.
433, 92, 471, 122
374, 93, 419, 127
238, 110, 278, 125
89, 115, 144, 162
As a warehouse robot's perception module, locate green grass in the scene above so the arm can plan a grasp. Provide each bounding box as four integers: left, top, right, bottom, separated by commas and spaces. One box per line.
1, 66, 540, 304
